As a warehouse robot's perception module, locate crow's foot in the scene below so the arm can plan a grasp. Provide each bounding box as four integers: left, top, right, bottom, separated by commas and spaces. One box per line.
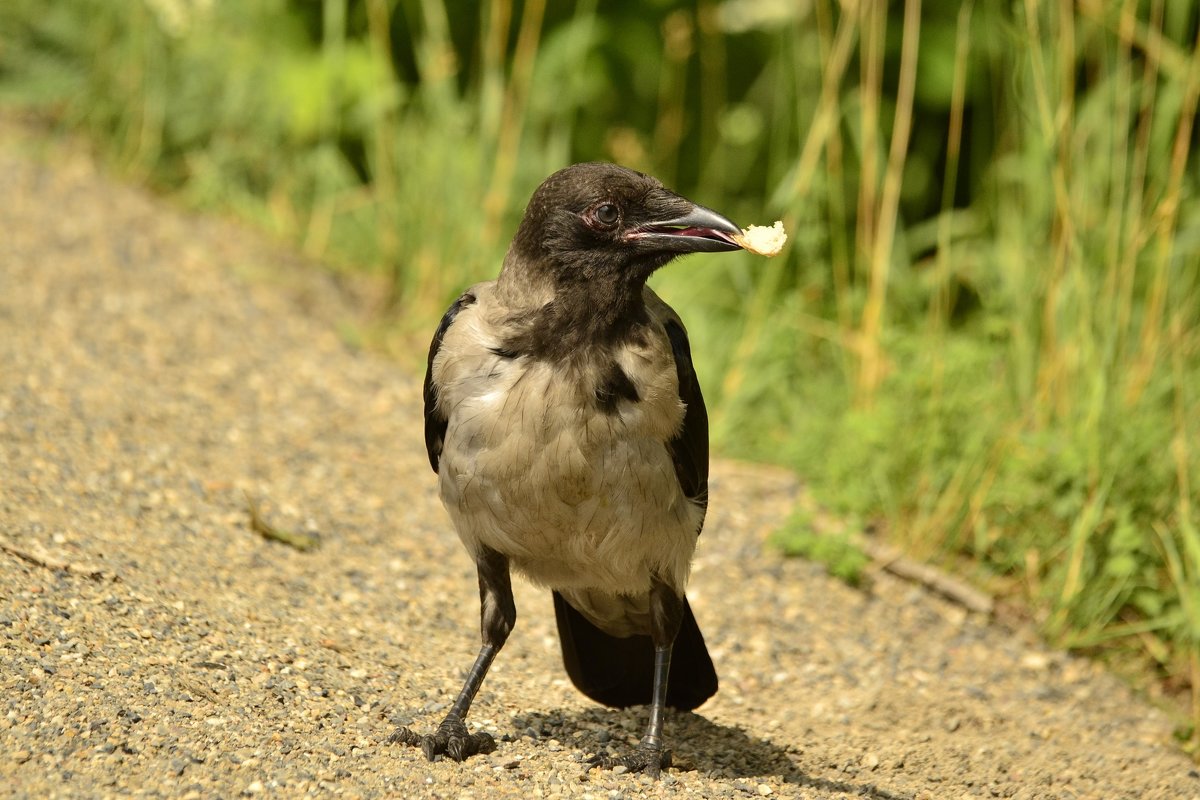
586, 742, 671, 778
387, 714, 496, 762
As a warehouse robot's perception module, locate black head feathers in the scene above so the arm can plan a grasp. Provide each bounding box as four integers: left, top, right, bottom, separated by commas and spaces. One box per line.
506, 163, 741, 287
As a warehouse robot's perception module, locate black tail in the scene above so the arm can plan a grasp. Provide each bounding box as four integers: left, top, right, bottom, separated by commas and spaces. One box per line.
552, 591, 717, 711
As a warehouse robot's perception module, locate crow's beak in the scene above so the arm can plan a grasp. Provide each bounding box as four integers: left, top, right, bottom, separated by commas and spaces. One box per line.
627, 203, 743, 254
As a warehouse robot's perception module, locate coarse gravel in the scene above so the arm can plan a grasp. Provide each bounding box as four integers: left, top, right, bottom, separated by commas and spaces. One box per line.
1, 121, 1198, 800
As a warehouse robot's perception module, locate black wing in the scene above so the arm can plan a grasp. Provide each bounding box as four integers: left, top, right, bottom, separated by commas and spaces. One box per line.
423, 291, 476, 474
663, 316, 710, 518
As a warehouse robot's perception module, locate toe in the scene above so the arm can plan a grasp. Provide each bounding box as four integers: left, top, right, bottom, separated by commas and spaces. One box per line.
446, 736, 468, 762
475, 732, 497, 755
385, 727, 420, 747
421, 734, 443, 761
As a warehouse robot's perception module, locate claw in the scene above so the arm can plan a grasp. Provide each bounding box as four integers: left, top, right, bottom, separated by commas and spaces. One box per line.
388, 714, 496, 762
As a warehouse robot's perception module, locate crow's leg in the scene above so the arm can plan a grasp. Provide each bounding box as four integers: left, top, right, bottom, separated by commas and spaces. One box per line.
389, 547, 515, 762
588, 579, 682, 778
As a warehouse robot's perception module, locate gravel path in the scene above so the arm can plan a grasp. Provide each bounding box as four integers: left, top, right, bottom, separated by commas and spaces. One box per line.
2, 123, 1198, 800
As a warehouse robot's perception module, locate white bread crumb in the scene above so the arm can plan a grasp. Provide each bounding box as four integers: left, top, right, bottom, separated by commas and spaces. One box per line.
733, 221, 787, 257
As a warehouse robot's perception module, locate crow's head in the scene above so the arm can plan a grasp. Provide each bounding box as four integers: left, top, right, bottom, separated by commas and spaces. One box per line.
506, 163, 742, 289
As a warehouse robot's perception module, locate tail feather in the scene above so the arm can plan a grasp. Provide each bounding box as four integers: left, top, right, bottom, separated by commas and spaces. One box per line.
553, 591, 717, 711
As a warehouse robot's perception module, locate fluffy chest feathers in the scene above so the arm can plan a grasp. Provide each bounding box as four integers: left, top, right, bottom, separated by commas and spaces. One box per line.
430, 285, 701, 595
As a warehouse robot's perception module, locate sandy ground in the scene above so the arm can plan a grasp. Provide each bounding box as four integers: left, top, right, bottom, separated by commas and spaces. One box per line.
2, 123, 1198, 799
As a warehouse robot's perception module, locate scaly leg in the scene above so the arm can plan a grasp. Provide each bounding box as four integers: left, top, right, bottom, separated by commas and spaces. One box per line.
587, 578, 682, 778
389, 547, 515, 761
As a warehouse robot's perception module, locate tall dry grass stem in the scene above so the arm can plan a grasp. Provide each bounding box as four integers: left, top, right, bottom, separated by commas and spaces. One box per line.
481, 0, 546, 247
857, 0, 921, 401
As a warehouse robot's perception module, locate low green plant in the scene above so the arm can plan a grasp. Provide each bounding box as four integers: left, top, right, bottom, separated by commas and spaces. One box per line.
771, 508, 870, 587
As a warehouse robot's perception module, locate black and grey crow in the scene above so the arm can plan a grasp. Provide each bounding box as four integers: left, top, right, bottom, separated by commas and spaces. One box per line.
390, 163, 745, 776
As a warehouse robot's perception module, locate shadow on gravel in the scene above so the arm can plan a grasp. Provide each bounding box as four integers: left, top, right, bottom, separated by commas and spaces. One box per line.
514, 709, 904, 799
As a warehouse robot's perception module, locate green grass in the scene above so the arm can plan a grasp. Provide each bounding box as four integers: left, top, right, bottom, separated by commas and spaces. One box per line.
771, 507, 870, 588
2, 0, 1198, 750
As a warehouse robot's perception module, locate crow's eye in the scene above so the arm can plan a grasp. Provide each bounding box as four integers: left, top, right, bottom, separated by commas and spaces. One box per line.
594, 203, 619, 226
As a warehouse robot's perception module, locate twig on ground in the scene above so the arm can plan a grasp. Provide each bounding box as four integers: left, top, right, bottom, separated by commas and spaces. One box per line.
243, 491, 321, 551
0, 536, 114, 580
862, 540, 994, 615
795, 491, 995, 615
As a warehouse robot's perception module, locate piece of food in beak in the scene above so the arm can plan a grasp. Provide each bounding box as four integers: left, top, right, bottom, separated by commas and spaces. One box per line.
733, 221, 787, 257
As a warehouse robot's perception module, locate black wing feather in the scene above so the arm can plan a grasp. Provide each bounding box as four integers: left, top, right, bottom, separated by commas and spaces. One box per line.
553, 591, 716, 710
423, 291, 476, 474
663, 317, 709, 516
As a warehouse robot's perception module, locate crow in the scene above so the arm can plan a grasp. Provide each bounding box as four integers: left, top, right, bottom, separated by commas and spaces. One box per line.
390, 162, 744, 776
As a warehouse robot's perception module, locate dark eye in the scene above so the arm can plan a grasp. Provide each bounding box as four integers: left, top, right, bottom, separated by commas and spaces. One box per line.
594, 203, 619, 226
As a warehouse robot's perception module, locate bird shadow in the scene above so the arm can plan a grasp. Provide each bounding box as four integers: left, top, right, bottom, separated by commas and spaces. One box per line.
511, 708, 906, 800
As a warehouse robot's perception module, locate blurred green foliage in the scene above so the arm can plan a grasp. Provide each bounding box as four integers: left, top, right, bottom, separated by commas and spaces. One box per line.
2, 0, 1199, 745
772, 507, 870, 587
